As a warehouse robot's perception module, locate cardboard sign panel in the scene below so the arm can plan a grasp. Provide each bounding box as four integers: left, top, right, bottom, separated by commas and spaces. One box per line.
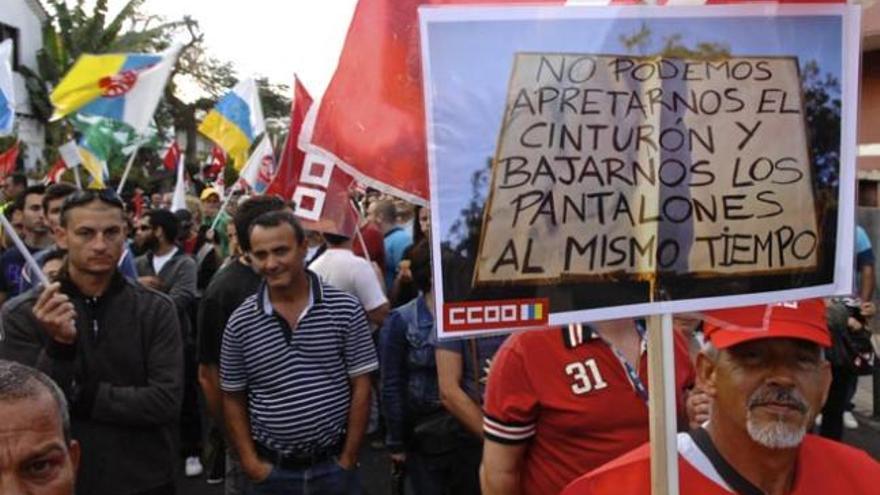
420, 4, 860, 338
476, 54, 818, 285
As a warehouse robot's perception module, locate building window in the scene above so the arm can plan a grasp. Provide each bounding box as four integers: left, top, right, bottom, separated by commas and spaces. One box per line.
0, 23, 20, 71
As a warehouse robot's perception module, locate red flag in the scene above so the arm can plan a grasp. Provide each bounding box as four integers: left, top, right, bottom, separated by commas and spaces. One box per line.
206, 145, 226, 180
46, 158, 67, 184
308, 0, 564, 203
266, 76, 313, 200
163, 140, 180, 172
291, 151, 359, 238
0, 142, 19, 179
266, 77, 358, 237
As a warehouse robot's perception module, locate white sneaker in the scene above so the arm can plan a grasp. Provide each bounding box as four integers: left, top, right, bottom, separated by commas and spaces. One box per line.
814, 414, 822, 426
185, 456, 204, 477
843, 411, 859, 430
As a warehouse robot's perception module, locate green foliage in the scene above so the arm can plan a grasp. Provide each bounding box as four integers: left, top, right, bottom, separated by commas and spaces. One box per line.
20, 0, 292, 190
257, 78, 291, 119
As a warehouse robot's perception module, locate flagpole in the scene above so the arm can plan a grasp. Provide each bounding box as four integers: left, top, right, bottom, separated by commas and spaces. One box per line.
116, 139, 144, 194
73, 166, 82, 189
349, 199, 372, 264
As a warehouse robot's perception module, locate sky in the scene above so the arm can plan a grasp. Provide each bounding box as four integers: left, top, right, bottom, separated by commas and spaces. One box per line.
105, 0, 359, 99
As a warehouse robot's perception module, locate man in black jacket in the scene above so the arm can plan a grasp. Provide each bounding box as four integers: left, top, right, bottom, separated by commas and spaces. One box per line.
0, 189, 183, 495
135, 208, 201, 477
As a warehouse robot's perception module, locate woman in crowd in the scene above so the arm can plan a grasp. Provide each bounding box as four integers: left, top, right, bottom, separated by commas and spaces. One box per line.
380, 240, 474, 494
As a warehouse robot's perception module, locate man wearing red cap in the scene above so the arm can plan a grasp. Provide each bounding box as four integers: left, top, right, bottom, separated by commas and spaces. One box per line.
562, 299, 879, 495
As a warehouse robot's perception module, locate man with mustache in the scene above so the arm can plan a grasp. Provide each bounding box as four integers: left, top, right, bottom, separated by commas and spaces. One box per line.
562, 299, 879, 495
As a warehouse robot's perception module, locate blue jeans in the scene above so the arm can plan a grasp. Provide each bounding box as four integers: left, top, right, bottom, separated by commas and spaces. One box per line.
245, 459, 361, 495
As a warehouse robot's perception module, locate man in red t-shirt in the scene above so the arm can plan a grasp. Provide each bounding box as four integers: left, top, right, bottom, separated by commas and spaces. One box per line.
480, 321, 696, 495
562, 299, 880, 495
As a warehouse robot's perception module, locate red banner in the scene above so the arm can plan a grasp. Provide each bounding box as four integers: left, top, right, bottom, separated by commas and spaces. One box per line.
266, 76, 313, 200
310, 0, 564, 202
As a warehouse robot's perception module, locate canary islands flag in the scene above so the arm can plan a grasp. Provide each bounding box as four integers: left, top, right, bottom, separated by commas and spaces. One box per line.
199, 78, 265, 170
50, 44, 182, 133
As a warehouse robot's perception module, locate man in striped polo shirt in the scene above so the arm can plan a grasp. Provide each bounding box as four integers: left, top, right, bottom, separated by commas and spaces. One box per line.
220, 211, 378, 494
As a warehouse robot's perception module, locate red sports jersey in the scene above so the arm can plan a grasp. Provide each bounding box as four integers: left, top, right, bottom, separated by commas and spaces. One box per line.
483, 325, 695, 495
561, 433, 880, 495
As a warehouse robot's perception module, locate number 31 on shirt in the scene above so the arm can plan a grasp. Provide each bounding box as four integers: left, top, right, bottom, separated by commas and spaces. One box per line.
565, 359, 608, 395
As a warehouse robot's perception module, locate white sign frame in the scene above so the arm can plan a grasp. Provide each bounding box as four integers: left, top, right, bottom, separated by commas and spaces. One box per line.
420, 3, 860, 339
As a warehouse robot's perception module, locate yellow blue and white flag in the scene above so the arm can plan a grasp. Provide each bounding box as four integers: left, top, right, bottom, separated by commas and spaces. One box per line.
199, 78, 265, 170
50, 44, 182, 133
0, 40, 15, 136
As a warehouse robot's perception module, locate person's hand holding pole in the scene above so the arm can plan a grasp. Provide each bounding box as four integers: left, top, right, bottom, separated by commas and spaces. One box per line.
33, 282, 77, 344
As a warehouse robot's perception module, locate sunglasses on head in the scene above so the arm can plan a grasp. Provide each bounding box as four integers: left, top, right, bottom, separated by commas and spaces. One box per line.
60, 188, 125, 217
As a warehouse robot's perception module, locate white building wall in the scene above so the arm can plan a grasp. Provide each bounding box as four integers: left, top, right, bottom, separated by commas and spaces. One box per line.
0, 0, 46, 170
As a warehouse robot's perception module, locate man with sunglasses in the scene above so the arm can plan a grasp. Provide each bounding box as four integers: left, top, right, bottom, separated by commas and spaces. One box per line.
0, 189, 183, 495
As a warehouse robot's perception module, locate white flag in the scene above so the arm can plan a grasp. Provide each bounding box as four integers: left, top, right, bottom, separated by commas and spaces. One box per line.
238, 135, 275, 194
59, 140, 82, 168
0, 40, 15, 136
170, 154, 187, 212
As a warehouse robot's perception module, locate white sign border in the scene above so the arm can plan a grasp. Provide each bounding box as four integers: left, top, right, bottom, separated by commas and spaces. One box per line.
420, 3, 860, 339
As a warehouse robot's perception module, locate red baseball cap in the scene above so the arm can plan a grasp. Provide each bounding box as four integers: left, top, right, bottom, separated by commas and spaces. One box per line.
703, 299, 830, 349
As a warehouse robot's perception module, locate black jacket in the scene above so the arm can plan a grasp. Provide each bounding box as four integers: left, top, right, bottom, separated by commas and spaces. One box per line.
135, 248, 198, 342
0, 270, 183, 495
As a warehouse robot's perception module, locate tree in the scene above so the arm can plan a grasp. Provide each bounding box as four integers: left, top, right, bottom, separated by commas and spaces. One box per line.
21, 0, 293, 190
19, 0, 189, 170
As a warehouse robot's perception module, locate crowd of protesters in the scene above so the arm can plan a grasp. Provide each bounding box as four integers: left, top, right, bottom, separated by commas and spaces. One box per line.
0, 174, 877, 495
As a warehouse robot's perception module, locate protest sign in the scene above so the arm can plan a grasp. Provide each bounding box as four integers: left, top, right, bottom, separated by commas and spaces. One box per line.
476, 54, 817, 285
420, 4, 860, 338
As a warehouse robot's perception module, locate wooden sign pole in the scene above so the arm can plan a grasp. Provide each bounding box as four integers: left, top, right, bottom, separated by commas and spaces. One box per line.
647, 313, 679, 495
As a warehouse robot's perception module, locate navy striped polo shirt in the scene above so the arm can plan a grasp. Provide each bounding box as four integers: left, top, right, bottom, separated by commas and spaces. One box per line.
220, 270, 379, 454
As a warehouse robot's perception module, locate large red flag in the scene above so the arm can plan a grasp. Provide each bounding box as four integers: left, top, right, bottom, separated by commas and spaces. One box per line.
308, 0, 564, 203
266, 76, 313, 200
268, 77, 359, 237
0, 141, 19, 179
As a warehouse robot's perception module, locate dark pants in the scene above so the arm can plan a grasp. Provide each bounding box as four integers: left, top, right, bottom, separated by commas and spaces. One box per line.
133, 482, 176, 495
181, 342, 203, 457
245, 459, 360, 495
820, 365, 857, 440
406, 438, 482, 495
